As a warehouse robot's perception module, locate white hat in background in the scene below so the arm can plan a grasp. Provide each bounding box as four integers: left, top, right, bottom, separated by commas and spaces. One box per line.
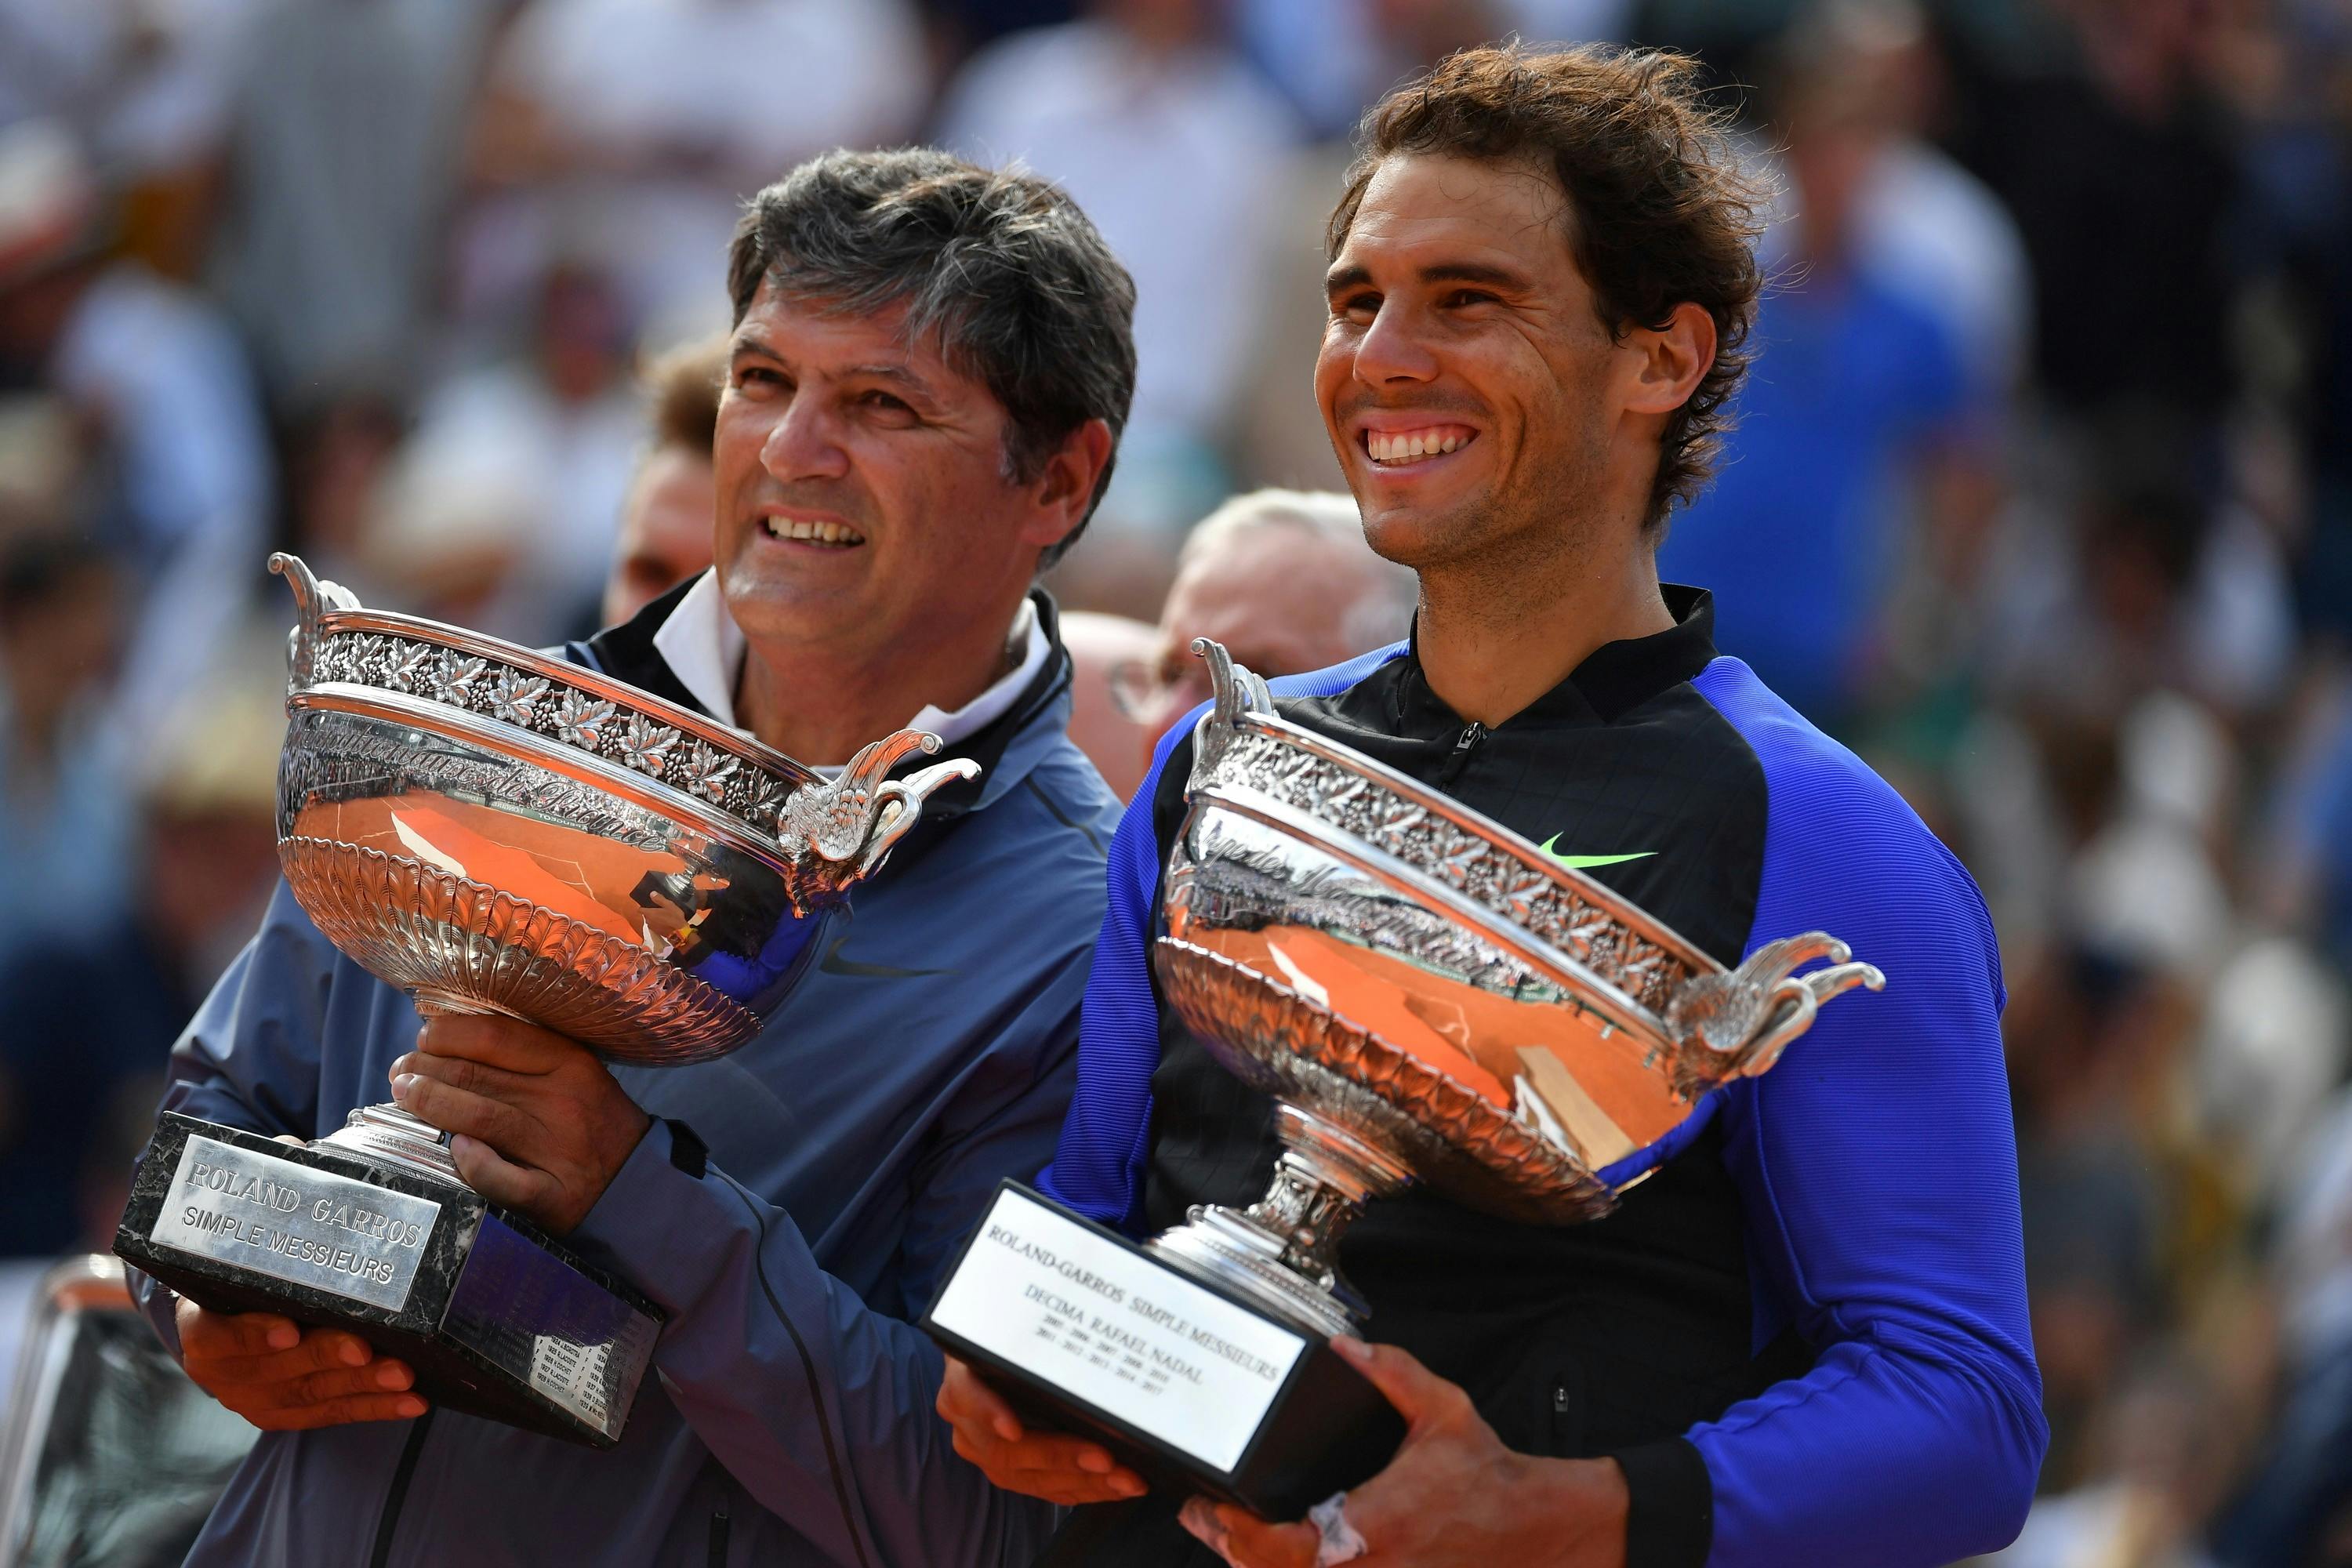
0, 119, 100, 289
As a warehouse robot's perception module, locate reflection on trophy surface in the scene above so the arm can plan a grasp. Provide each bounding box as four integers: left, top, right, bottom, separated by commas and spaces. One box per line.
116, 554, 978, 1444
925, 639, 1882, 1512
1147, 640, 1887, 1337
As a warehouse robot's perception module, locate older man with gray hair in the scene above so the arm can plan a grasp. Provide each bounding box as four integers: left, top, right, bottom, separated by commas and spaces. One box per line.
139, 147, 1131, 1567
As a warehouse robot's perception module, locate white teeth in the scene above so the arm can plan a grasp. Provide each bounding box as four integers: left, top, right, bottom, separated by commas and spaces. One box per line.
763, 516, 866, 545
1366, 428, 1472, 465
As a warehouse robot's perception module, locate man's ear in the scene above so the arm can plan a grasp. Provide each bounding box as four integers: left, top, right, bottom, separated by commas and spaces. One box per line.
1022, 417, 1116, 552
1623, 301, 1718, 419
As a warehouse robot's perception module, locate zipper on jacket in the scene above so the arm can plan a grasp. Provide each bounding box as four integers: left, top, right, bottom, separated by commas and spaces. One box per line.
368, 1407, 436, 1568
1437, 720, 1486, 785
707, 1492, 732, 1567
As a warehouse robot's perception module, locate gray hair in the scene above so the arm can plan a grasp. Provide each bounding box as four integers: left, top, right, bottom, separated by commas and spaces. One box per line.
728, 149, 1138, 569
1180, 489, 1420, 650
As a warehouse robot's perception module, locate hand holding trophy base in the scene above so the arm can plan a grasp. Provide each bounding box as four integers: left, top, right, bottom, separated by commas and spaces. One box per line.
924, 641, 1882, 1515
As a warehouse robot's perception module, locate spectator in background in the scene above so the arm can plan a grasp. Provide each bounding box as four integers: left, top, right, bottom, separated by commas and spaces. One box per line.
1991, 1356, 2234, 1568
0, 527, 134, 967
2215, 1087, 2352, 1566
1945, 0, 2241, 428
1806, 0, 2032, 391
0, 120, 270, 740
941, 0, 1301, 615
1987, 412, 2294, 726
1657, 13, 1973, 725
463, 0, 925, 335
1065, 488, 1416, 810
206, 0, 495, 414
0, 644, 282, 1258
0, 0, 259, 279
1109, 488, 1416, 752
604, 334, 725, 627
372, 260, 640, 641
1237, 0, 1634, 139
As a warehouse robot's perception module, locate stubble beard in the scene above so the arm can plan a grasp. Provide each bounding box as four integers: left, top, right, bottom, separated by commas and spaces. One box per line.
1378, 421, 1612, 633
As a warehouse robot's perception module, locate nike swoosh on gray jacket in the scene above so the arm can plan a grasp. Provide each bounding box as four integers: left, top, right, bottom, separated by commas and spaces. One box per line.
129, 601, 1115, 1567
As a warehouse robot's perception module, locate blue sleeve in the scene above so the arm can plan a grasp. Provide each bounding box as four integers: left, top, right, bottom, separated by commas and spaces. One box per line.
1686, 662, 2045, 1566
568, 983, 1083, 1567
1033, 710, 1199, 1230
1036, 642, 1412, 1230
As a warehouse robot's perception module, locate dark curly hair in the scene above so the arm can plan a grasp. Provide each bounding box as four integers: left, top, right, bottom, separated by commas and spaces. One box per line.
1330, 44, 1767, 533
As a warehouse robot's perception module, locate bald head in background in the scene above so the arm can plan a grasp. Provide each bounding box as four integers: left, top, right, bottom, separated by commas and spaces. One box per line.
602, 335, 728, 627
1098, 488, 1417, 779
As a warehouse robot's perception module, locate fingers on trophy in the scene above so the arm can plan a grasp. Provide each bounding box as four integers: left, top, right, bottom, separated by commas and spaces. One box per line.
118, 555, 979, 1445
924, 639, 1882, 1517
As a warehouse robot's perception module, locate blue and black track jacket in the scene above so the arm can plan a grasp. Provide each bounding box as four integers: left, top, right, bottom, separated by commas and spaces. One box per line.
1037, 587, 2047, 1567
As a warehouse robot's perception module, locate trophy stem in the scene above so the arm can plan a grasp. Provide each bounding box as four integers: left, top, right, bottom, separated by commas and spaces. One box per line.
314, 1103, 466, 1185
1147, 1105, 1412, 1340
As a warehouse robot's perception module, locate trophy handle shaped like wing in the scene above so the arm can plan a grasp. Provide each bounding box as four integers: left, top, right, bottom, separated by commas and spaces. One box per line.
1661, 933, 1886, 1098
775, 728, 980, 875
269, 552, 362, 691
1188, 637, 1276, 789
858, 757, 984, 875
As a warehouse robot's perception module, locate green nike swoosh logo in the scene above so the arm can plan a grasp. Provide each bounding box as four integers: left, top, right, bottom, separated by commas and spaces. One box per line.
1538, 835, 1655, 870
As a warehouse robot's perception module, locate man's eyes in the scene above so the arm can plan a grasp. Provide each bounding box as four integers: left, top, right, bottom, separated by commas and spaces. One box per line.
728, 371, 917, 419
1331, 289, 1497, 321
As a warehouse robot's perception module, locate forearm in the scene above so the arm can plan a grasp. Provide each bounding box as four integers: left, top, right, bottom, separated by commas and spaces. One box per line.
1685, 1338, 2043, 1567
570, 1124, 1059, 1568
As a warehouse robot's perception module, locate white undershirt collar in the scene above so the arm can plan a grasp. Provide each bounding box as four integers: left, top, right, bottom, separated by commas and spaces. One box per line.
649, 571, 1046, 768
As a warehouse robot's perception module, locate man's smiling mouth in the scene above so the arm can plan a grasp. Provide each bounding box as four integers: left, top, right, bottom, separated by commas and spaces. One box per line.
1363, 425, 1478, 466
763, 514, 867, 547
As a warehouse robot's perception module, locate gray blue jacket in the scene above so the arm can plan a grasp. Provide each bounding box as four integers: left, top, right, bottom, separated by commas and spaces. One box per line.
132, 582, 1103, 1566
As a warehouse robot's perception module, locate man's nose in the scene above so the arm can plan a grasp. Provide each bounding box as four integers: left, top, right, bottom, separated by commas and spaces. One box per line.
759, 401, 851, 482
1352, 303, 1440, 387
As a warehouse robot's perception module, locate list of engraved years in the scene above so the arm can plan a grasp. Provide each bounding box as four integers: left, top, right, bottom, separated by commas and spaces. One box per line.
927, 1188, 1306, 1474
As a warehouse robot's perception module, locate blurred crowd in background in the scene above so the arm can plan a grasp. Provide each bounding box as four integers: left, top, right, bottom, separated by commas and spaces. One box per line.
0, 0, 2349, 1562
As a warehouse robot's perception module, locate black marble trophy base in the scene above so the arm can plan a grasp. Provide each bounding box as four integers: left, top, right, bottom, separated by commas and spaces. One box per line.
115, 1112, 662, 1447
922, 1183, 1404, 1521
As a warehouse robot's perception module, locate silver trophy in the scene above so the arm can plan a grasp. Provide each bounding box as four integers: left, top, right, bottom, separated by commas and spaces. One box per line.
925, 641, 1881, 1515
119, 555, 976, 1445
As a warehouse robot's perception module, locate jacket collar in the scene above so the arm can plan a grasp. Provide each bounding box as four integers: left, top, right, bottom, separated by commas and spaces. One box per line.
1394, 583, 1718, 729
570, 578, 1076, 832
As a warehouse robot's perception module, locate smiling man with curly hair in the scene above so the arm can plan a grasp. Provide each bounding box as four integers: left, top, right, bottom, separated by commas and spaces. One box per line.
940, 43, 2045, 1568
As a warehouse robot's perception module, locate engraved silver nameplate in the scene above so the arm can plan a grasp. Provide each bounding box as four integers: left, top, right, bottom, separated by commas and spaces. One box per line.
927, 1187, 1308, 1471
147, 1136, 441, 1312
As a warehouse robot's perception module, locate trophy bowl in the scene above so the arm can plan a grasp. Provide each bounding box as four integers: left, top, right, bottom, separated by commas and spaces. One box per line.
1144, 641, 1883, 1335
920, 640, 1879, 1515
118, 554, 978, 1445
268, 551, 976, 1067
